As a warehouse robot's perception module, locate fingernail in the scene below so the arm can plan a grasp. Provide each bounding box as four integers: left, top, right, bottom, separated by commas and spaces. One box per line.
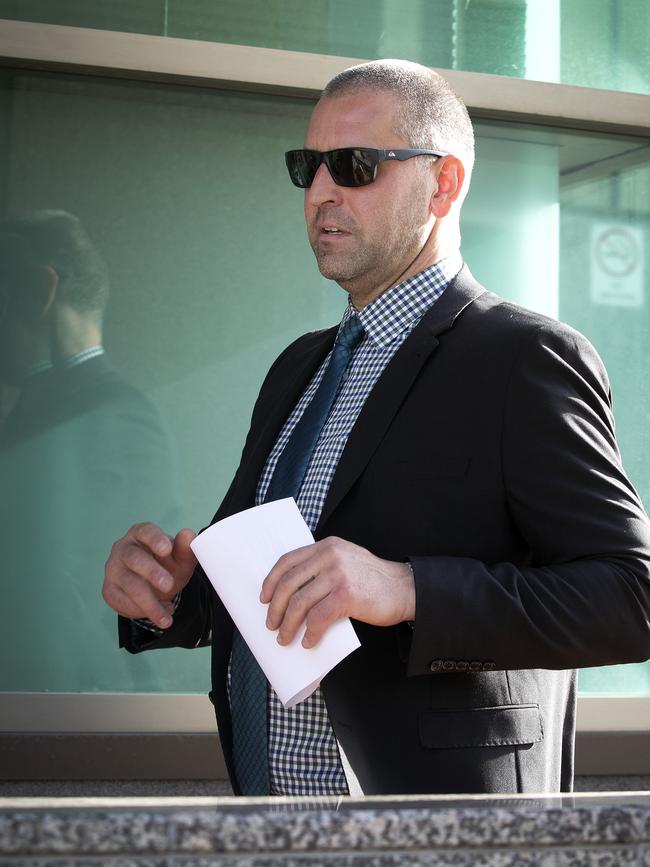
159, 576, 173, 591
155, 539, 169, 555
160, 615, 172, 628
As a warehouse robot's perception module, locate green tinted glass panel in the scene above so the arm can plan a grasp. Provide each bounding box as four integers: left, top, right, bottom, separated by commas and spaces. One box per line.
0, 70, 648, 696
0, 0, 165, 33
0, 0, 648, 94
0, 72, 344, 693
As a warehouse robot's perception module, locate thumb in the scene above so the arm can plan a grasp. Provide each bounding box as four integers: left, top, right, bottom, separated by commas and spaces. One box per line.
173, 527, 198, 564
170, 527, 198, 586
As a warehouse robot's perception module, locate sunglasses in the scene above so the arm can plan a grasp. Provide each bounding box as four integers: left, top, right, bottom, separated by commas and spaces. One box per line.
285, 147, 447, 188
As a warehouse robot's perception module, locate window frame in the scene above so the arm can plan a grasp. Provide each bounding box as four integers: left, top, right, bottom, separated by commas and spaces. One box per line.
0, 18, 648, 137
1, 693, 649, 779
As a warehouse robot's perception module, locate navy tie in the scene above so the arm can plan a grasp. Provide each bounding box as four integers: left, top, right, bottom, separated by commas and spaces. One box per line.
230, 315, 365, 795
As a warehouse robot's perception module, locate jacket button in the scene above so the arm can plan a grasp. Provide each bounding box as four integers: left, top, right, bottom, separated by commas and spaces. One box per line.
456, 661, 469, 672
469, 661, 483, 672
442, 660, 456, 672
483, 661, 496, 671
429, 659, 443, 673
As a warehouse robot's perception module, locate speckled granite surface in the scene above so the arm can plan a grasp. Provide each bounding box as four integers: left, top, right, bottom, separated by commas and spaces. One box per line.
1, 793, 649, 866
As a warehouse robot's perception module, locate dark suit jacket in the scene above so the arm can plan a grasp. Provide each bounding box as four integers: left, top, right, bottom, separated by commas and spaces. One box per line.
121, 267, 650, 795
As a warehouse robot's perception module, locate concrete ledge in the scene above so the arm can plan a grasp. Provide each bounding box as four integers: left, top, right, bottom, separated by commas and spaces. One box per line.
577, 732, 650, 775
3, 730, 649, 781
1, 793, 650, 866
0, 733, 227, 781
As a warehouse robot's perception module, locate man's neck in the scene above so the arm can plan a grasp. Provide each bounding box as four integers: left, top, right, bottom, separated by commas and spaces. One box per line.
348, 247, 461, 311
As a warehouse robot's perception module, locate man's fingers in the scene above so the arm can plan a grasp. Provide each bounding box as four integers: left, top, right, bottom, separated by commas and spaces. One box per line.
172, 528, 198, 568
103, 523, 198, 625
103, 577, 173, 628
257, 535, 413, 649
104, 582, 144, 620
265, 554, 323, 631
123, 525, 197, 593
260, 544, 316, 603
274, 576, 331, 645
122, 544, 175, 592
301, 593, 343, 648
129, 522, 173, 558
123, 572, 176, 627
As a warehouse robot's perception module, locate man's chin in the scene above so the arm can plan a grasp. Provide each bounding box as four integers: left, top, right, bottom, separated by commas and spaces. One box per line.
316, 267, 355, 293
314, 252, 353, 283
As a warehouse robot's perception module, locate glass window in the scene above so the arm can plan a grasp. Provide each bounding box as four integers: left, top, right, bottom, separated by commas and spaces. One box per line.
0, 0, 648, 95
0, 69, 648, 695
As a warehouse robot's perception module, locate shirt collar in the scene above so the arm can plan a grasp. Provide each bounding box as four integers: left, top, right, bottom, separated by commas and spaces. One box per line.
341, 252, 463, 348
24, 346, 105, 379
25, 360, 53, 379
60, 346, 104, 370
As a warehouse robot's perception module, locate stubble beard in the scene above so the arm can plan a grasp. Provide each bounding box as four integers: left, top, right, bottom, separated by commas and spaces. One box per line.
309, 203, 428, 296
310, 232, 377, 288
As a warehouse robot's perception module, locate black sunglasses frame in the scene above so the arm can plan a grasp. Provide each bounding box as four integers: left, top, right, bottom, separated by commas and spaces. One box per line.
285, 147, 447, 188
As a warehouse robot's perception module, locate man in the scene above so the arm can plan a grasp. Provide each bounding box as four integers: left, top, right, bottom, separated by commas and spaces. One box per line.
1, 209, 181, 691
103, 61, 650, 795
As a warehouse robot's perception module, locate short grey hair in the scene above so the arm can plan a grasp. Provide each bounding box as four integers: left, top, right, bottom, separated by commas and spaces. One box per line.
322, 59, 475, 185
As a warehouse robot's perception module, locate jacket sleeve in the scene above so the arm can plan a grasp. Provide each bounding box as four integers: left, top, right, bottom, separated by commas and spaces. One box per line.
407, 321, 650, 675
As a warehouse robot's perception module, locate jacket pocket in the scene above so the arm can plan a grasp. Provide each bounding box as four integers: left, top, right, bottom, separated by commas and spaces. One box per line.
419, 704, 543, 749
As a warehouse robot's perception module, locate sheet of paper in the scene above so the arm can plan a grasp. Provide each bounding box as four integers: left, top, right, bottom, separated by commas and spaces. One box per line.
190, 498, 361, 708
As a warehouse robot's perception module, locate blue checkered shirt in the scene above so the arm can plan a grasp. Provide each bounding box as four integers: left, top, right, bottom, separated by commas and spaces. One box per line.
255, 254, 462, 795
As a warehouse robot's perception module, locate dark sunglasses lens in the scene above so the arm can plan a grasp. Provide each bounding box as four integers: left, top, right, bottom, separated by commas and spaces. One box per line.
286, 150, 321, 188
329, 149, 376, 186
286, 148, 379, 187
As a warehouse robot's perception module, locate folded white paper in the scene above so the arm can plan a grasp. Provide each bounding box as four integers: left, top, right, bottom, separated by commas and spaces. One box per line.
190, 498, 361, 708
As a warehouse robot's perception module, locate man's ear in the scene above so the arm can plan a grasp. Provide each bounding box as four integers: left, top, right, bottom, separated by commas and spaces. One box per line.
430, 156, 465, 218
40, 266, 59, 318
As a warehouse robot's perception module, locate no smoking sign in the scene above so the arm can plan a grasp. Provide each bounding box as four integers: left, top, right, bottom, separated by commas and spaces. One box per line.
590, 222, 645, 308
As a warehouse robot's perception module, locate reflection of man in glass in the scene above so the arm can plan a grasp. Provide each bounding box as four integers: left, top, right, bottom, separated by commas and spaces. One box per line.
0, 210, 182, 690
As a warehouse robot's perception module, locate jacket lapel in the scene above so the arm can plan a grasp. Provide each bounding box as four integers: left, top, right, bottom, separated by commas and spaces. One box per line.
317, 266, 486, 531
229, 326, 338, 512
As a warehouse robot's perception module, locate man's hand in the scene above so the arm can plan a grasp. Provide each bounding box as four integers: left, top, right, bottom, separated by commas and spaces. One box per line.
260, 536, 415, 649
103, 523, 197, 629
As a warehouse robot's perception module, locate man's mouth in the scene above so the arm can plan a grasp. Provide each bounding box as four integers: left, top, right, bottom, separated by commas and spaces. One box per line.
320, 226, 348, 236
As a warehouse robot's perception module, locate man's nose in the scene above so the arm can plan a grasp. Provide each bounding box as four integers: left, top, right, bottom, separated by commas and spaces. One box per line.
305, 162, 343, 208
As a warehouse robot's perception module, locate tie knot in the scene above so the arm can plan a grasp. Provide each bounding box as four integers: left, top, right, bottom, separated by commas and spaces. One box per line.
336, 315, 364, 352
